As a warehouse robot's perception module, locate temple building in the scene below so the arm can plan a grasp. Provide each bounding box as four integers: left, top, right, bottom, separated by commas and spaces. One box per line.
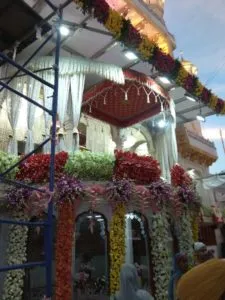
0, 1, 225, 300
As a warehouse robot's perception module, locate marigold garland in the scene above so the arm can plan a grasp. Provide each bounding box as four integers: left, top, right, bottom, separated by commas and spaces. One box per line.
55, 201, 76, 300
73, 0, 225, 114
191, 215, 199, 242
105, 9, 123, 38
109, 203, 126, 295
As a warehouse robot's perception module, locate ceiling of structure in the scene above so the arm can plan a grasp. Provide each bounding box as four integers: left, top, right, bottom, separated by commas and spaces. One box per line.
0, 0, 215, 125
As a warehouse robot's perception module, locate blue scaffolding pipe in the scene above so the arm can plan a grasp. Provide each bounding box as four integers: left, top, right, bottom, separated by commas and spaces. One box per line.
0, 5, 63, 299
0, 219, 47, 226
0, 33, 53, 92
0, 52, 54, 89
45, 11, 62, 297
0, 137, 51, 177
0, 177, 47, 192
45, 0, 57, 11
0, 262, 46, 273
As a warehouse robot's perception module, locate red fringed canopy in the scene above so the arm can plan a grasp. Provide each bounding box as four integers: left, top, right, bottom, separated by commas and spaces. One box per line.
82, 69, 169, 127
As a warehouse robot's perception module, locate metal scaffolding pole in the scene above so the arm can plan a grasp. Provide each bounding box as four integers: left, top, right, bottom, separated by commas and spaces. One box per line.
0, 1, 64, 298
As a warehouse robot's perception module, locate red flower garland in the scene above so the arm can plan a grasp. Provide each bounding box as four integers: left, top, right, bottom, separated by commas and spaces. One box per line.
16, 152, 68, 183
171, 164, 192, 187
55, 201, 75, 300
114, 150, 161, 184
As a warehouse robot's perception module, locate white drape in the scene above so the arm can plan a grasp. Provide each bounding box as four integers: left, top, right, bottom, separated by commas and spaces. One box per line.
86, 117, 112, 153
0, 65, 8, 109
70, 73, 85, 152
42, 73, 54, 153
7, 77, 26, 154
57, 75, 70, 151
125, 218, 134, 264
29, 56, 124, 84
25, 77, 42, 153
200, 174, 225, 190
153, 100, 178, 182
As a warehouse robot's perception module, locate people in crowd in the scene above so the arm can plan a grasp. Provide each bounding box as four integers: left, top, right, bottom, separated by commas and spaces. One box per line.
168, 253, 188, 300
115, 264, 154, 300
177, 258, 225, 300
193, 242, 214, 265
193, 242, 207, 264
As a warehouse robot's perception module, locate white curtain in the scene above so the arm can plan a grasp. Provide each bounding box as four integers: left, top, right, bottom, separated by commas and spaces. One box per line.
57, 74, 70, 151
86, 117, 112, 153
200, 174, 225, 190
70, 73, 85, 152
0, 65, 8, 109
42, 72, 54, 153
125, 217, 134, 264
25, 76, 42, 153
153, 100, 178, 182
7, 76, 26, 154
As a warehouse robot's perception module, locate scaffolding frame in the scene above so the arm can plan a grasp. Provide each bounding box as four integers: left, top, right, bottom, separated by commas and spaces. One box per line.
0, 0, 70, 298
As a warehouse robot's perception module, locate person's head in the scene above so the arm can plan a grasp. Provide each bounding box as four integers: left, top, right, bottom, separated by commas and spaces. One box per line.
175, 253, 188, 273
177, 259, 225, 300
194, 242, 207, 263
120, 264, 139, 292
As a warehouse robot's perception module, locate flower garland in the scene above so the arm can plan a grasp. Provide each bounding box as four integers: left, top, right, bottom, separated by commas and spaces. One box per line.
178, 213, 194, 265
106, 178, 133, 208
0, 151, 18, 179
16, 151, 68, 183
55, 176, 83, 300
109, 203, 126, 296
2, 213, 28, 300
65, 151, 114, 181
74, 0, 225, 114
114, 150, 161, 184
55, 201, 75, 300
191, 215, 199, 242
147, 179, 173, 210
151, 212, 170, 300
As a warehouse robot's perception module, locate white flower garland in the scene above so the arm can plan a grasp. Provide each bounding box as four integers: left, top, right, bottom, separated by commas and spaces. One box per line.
2, 214, 28, 300
178, 212, 194, 264
151, 212, 170, 300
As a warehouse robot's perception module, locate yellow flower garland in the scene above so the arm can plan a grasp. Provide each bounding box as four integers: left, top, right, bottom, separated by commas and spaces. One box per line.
175, 67, 189, 86
105, 9, 123, 38
138, 35, 155, 60
191, 216, 199, 242
221, 102, 225, 115
109, 203, 126, 295
209, 94, 218, 110
194, 81, 204, 97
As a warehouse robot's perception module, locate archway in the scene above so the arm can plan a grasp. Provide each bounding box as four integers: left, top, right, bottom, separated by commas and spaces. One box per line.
125, 212, 153, 293
74, 211, 109, 299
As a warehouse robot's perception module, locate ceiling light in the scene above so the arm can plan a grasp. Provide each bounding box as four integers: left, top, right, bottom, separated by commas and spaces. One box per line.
158, 76, 171, 84
158, 119, 167, 128
59, 25, 70, 36
196, 115, 205, 122
186, 96, 196, 102
124, 51, 138, 60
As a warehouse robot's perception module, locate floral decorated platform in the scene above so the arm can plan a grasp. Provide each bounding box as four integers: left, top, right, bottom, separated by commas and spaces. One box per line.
0, 150, 201, 300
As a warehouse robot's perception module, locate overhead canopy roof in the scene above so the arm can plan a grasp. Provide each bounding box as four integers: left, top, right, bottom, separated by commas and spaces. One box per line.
1, 0, 224, 124
83, 69, 168, 127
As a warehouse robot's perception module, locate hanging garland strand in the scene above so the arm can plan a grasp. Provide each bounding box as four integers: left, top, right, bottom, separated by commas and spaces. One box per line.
55, 175, 83, 300
178, 212, 194, 265
109, 203, 126, 296
2, 214, 28, 300
55, 201, 76, 300
74, 0, 225, 115
191, 215, 199, 242
151, 212, 170, 300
